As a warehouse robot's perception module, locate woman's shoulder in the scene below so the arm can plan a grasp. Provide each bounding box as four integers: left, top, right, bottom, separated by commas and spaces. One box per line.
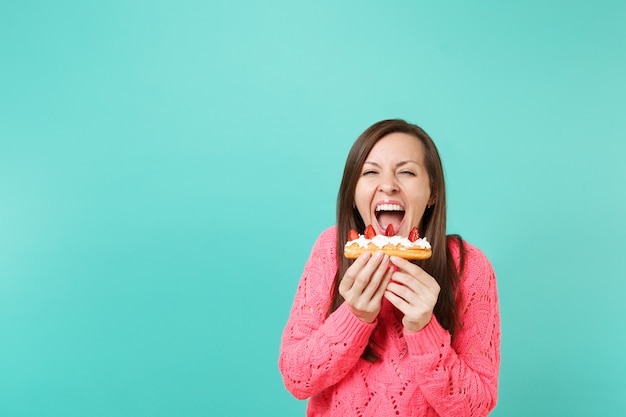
308, 225, 338, 254
301, 226, 339, 281
319, 225, 338, 240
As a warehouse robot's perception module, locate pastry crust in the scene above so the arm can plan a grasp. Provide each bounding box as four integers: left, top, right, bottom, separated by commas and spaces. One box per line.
344, 242, 432, 260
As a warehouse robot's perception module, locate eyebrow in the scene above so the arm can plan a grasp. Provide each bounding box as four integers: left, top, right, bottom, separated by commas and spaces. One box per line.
363, 160, 420, 167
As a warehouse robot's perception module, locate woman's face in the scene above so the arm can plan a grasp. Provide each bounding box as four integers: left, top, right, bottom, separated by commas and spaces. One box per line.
354, 132, 432, 237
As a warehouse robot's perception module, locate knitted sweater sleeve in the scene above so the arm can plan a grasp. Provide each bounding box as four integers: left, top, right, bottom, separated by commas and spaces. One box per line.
403, 243, 501, 417
278, 227, 377, 400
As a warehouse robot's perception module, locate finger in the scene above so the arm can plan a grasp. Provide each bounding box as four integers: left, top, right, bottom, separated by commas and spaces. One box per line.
387, 274, 440, 320
371, 266, 394, 303
360, 253, 390, 299
389, 256, 422, 275
339, 251, 372, 294
390, 257, 438, 289
386, 280, 418, 305
349, 251, 385, 293
384, 288, 410, 313
389, 271, 422, 294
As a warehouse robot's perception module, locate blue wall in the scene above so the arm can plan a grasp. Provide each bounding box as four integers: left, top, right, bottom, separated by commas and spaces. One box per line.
1, 1, 625, 415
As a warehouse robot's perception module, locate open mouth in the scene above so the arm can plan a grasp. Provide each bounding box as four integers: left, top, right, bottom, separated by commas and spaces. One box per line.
375, 202, 405, 236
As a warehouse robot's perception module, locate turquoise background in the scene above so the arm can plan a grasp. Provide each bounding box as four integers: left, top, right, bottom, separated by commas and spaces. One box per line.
1, 1, 625, 416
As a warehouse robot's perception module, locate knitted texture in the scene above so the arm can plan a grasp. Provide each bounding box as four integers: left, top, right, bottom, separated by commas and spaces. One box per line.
279, 226, 500, 417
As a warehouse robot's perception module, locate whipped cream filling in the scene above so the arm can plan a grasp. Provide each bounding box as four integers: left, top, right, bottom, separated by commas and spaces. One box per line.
346, 234, 431, 250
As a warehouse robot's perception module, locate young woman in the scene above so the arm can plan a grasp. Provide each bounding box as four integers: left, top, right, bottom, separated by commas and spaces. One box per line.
279, 119, 500, 417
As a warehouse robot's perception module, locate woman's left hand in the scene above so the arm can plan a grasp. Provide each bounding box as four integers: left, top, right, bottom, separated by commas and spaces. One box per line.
384, 256, 441, 333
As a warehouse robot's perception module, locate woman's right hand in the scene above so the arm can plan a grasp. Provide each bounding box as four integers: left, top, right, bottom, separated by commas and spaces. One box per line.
339, 251, 393, 323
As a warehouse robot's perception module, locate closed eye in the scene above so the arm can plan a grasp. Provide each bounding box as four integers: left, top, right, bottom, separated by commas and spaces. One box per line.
362, 170, 378, 176
399, 170, 416, 176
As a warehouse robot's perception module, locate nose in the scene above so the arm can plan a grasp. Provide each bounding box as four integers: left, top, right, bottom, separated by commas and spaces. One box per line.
378, 172, 398, 194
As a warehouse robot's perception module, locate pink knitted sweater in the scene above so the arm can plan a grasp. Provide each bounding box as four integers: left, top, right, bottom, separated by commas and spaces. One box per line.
279, 226, 500, 417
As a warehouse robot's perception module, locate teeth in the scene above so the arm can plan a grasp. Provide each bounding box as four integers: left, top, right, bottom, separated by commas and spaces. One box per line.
376, 203, 404, 212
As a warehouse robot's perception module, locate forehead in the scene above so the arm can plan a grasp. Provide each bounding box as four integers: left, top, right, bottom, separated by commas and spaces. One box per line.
365, 132, 425, 162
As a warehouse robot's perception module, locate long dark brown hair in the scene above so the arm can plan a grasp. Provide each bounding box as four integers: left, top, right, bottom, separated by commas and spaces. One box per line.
328, 119, 466, 361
